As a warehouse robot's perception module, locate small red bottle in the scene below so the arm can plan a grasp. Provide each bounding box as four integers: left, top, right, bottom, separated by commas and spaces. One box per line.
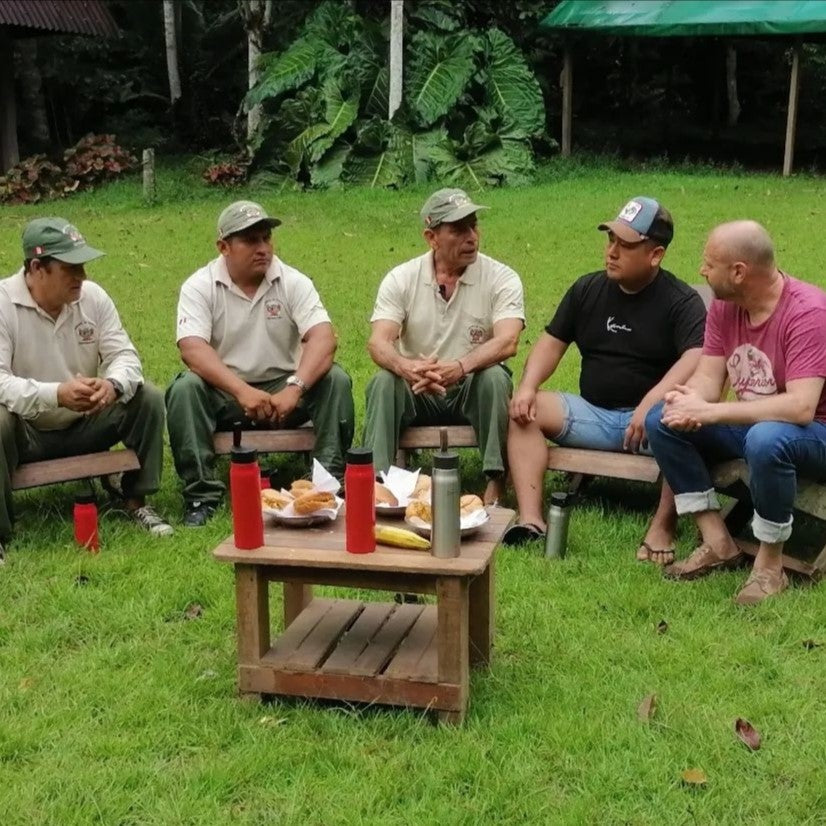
230, 446, 264, 550
73, 492, 99, 553
344, 447, 375, 554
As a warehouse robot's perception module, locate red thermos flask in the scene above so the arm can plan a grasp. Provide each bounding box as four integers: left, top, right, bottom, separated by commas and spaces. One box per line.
73, 492, 99, 553
230, 445, 264, 549
345, 447, 375, 554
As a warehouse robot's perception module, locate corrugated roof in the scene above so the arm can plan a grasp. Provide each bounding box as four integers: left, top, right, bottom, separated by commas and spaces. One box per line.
0, 0, 118, 37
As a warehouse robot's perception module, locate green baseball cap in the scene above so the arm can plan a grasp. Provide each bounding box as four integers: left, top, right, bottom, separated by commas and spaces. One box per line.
22, 217, 104, 264
420, 188, 488, 229
217, 200, 281, 240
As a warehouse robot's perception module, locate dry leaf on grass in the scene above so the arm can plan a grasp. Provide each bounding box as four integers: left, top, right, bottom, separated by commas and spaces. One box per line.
18, 677, 34, 691
637, 693, 657, 722
735, 718, 761, 750
802, 639, 822, 650
681, 768, 708, 786
184, 602, 204, 620
656, 619, 669, 634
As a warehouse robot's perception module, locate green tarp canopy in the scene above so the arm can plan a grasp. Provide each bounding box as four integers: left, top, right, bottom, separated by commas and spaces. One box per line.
541, 0, 826, 38
540, 1, 826, 174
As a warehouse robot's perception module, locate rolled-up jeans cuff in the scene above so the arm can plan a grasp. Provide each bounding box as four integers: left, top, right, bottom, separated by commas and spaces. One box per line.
752, 511, 793, 543
674, 489, 720, 515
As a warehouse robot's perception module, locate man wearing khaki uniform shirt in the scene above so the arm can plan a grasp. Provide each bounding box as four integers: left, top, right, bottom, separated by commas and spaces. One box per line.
364, 188, 525, 504
166, 201, 354, 526
0, 218, 172, 561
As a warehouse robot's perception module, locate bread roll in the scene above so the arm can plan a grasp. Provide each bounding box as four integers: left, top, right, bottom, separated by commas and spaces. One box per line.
460, 494, 485, 516
290, 479, 315, 496
375, 482, 398, 507
412, 474, 431, 501
293, 491, 336, 515
405, 499, 432, 524
261, 489, 292, 510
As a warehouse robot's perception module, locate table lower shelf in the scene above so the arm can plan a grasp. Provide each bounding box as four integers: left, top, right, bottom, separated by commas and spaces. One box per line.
239, 598, 463, 711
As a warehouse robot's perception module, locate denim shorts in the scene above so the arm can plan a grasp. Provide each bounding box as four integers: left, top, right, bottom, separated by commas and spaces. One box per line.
553, 392, 652, 455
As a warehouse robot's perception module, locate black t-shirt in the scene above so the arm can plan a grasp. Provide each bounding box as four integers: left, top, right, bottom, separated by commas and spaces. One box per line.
545, 269, 706, 409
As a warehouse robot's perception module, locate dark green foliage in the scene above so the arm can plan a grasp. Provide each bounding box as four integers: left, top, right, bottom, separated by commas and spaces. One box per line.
247, 0, 549, 189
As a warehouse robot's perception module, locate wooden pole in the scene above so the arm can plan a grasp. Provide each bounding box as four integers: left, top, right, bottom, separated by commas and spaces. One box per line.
142, 149, 156, 203
388, 0, 404, 119
561, 42, 573, 157
0, 29, 20, 172
783, 45, 800, 177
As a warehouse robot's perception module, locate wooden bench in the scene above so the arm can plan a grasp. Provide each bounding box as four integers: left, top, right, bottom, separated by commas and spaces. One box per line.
11, 449, 140, 491
395, 425, 478, 466
546, 447, 826, 580
213, 424, 316, 456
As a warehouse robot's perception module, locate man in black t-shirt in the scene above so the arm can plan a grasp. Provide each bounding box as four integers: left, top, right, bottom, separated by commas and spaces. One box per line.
504, 197, 706, 562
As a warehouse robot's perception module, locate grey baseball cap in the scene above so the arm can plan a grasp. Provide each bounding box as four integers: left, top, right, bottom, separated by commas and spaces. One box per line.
217, 200, 281, 240
22, 217, 105, 264
420, 188, 488, 229
598, 196, 674, 247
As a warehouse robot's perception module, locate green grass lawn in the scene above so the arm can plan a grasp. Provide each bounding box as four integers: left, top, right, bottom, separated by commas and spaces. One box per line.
1, 159, 826, 824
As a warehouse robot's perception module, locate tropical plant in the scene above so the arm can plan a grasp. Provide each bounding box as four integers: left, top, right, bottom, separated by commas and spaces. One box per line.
245, 0, 550, 189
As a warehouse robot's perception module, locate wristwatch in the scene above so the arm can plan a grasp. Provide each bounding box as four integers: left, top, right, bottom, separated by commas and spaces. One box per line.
108, 378, 124, 399
285, 375, 307, 394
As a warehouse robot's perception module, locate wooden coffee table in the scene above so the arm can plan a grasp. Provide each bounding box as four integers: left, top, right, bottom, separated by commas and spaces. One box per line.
213, 507, 514, 724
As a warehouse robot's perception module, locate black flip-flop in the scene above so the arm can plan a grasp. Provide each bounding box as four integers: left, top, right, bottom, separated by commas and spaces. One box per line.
502, 523, 545, 546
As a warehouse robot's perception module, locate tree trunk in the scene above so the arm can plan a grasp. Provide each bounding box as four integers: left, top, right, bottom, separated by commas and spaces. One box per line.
388, 0, 404, 119
726, 44, 741, 127
163, 0, 182, 105
239, 0, 273, 146
0, 29, 19, 172
15, 40, 50, 151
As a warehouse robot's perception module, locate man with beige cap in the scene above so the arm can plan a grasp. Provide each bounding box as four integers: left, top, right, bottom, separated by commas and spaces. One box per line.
166, 201, 354, 526
363, 188, 525, 504
0, 217, 173, 562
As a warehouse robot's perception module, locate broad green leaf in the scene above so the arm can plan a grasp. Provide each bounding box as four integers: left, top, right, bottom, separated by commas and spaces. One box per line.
305, 0, 361, 49
246, 38, 319, 107
429, 131, 534, 189
311, 143, 351, 188
406, 32, 478, 127
342, 148, 406, 189
483, 28, 545, 137
411, 126, 446, 183
408, 1, 462, 31
307, 80, 360, 163
285, 122, 334, 173
363, 65, 390, 117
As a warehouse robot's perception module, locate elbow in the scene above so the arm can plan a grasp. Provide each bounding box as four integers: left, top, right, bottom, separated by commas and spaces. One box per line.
500, 335, 519, 360
793, 401, 818, 426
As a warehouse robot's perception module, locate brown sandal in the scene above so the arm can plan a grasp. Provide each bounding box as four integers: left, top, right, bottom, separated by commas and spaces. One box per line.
664, 542, 744, 580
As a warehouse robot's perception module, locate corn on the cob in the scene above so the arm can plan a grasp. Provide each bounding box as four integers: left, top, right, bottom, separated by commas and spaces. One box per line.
375, 525, 431, 550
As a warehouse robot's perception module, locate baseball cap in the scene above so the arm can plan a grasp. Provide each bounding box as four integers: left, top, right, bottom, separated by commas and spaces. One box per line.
420, 188, 488, 229
217, 200, 281, 240
598, 197, 674, 247
22, 218, 105, 264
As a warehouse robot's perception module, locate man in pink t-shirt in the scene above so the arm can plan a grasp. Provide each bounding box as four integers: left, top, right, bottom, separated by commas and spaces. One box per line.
645, 220, 826, 604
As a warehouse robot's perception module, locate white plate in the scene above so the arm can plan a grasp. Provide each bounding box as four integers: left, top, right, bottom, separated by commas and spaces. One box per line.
263, 495, 344, 527
375, 502, 407, 518
405, 511, 490, 539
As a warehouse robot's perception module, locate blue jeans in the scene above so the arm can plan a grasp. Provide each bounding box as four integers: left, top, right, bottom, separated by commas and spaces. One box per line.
553, 393, 652, 455
645, 401, 826, 543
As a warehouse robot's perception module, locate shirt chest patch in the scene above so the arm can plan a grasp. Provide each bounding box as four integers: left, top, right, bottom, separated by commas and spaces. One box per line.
606, 315, 632, 334
265, 299, 283, 320
75, 321, 97, 344
468, 324, 487, 344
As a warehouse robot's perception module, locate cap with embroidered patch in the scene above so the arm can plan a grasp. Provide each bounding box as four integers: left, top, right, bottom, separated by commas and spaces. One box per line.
420, 188, 488, 229
22, 218, 105, 264
598, 196, 674, 247
217, 200, 281, 240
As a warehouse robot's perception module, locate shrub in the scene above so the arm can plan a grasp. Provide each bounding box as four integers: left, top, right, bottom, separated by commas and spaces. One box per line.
62, 134, 138, 189
0, 154, 69, 204
202, 159, 249, 187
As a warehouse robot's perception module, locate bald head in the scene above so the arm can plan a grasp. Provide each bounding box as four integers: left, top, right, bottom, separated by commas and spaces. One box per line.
708, 220, 775, 272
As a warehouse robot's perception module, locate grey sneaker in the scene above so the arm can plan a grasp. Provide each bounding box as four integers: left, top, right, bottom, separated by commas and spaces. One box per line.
129, 505, 174, 537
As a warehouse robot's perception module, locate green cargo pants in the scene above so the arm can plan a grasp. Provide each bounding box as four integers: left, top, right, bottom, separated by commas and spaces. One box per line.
0, 383, 166, 543
362, 365, 512, 474
165, 364, 355, 506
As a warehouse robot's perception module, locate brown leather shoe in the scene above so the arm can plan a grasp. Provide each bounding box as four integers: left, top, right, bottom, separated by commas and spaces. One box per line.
734, 569, 789, 605
664, 542, 744, 580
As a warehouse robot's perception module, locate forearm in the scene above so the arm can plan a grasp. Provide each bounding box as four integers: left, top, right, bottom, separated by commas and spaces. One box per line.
100, 349, 143, 402
368, 337, 412, 377
179, 341, 250, 398
459, 335, 518, 375
517, 335, 567, 391
295, 335, 336, 388
0, 373, 59, 416
708, 394, 816, 426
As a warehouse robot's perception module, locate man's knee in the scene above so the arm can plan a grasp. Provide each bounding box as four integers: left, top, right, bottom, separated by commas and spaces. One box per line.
644, 402, 666, 444
471, 366, 512, 402
743, 421, 788, 467
131, 382, 164, 418
366, 369, 403, 400
165, 370, 210, 408
317, 363, 352, 395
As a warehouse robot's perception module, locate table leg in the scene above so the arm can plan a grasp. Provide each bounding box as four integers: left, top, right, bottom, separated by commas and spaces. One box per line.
468, 559, 493, 668
436, 577, 469, 725
234, 564, 270, 697
283, 583, 313, 627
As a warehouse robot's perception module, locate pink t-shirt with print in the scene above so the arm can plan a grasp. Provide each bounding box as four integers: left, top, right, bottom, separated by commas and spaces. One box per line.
703, 274, 826, 422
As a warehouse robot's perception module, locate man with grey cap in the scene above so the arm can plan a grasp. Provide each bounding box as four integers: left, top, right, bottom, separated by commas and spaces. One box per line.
505, 196, 706, 555
363, 188, 525, 504
166, 200, 354, 526
0, 218, 173, 561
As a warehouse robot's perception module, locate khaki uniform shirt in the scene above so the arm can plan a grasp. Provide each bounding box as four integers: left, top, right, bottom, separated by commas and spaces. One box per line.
371, 252, 525, 361
0, 270, 144, 430
176, 256, 331, 382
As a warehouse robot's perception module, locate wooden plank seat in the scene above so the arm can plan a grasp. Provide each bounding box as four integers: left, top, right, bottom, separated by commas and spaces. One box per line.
213, 423, 316, 455
11, 449, 140, 491
395, 425, 477, 466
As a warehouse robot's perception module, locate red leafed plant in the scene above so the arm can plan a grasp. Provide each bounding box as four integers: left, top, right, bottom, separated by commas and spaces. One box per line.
62, 134, 138, 188
202, 160, 248, 187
